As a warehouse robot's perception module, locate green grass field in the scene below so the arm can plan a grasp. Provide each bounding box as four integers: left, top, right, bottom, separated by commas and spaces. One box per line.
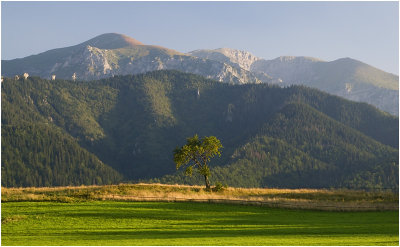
2, 201, 398, 246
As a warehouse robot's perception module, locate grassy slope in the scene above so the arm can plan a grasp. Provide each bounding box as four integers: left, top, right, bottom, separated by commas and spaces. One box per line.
2, 201, 398, 246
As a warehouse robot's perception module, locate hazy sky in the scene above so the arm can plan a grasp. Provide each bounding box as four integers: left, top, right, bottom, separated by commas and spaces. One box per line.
1, 1, 399, 75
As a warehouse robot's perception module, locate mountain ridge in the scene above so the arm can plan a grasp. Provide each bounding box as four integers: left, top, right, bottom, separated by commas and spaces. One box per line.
2, 34, 266, 85
2, 33, 398, 115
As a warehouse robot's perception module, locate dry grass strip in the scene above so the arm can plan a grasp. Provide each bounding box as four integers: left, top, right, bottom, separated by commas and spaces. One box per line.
2, 183, 398, 211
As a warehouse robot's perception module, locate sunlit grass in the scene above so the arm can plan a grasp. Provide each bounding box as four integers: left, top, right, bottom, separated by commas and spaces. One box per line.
1, 201, 398, 246
2, 183, 397, 211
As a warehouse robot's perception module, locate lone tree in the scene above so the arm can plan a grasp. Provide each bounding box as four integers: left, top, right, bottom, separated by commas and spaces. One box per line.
173, 135, 223, 190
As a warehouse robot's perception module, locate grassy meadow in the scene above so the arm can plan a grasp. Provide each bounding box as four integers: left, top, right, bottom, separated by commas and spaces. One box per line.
1, 184, 399, 245
2, 201, 398, 246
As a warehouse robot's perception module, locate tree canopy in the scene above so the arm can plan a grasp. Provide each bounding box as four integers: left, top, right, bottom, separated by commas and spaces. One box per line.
173, 135, 223, 189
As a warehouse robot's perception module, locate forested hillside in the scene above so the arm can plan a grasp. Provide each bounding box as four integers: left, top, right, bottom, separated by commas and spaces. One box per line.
1, 77, 122, 187
2, 70, 398, 190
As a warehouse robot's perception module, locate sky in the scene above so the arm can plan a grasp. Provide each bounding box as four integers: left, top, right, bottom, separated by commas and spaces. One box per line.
1, 1, 399, 75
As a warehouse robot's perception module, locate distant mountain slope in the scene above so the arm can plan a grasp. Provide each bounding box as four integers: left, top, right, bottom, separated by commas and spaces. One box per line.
2, 71, 397, 189
2, 33, 264, 84
252, 57, 399, 114
190, 49, 399, 115
252, 56, 398, 90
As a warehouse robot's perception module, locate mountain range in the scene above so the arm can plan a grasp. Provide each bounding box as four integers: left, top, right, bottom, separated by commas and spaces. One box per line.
2, 70, 398, 190
189, 49, 399, 116
2, 33, 398, 115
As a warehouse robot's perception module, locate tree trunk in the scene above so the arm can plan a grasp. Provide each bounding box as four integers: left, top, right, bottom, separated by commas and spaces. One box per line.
204, 175, 211, 190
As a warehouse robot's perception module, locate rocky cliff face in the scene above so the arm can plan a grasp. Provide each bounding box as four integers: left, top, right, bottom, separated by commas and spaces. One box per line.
116, 54, 263, 84
189, 48, 261, 71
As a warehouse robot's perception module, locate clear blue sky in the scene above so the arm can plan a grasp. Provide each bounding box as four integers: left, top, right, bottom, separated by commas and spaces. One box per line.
2, 1, 399, 75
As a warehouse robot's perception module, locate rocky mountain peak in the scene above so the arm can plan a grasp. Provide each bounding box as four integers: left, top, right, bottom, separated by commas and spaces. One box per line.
214, 48, 260, 70
80, 33, 144, 49
188, 48, 260, 71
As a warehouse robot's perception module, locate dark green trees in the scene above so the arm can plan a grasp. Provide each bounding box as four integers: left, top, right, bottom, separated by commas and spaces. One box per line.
173, 135, 223, 190
2, 70, 398, 189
